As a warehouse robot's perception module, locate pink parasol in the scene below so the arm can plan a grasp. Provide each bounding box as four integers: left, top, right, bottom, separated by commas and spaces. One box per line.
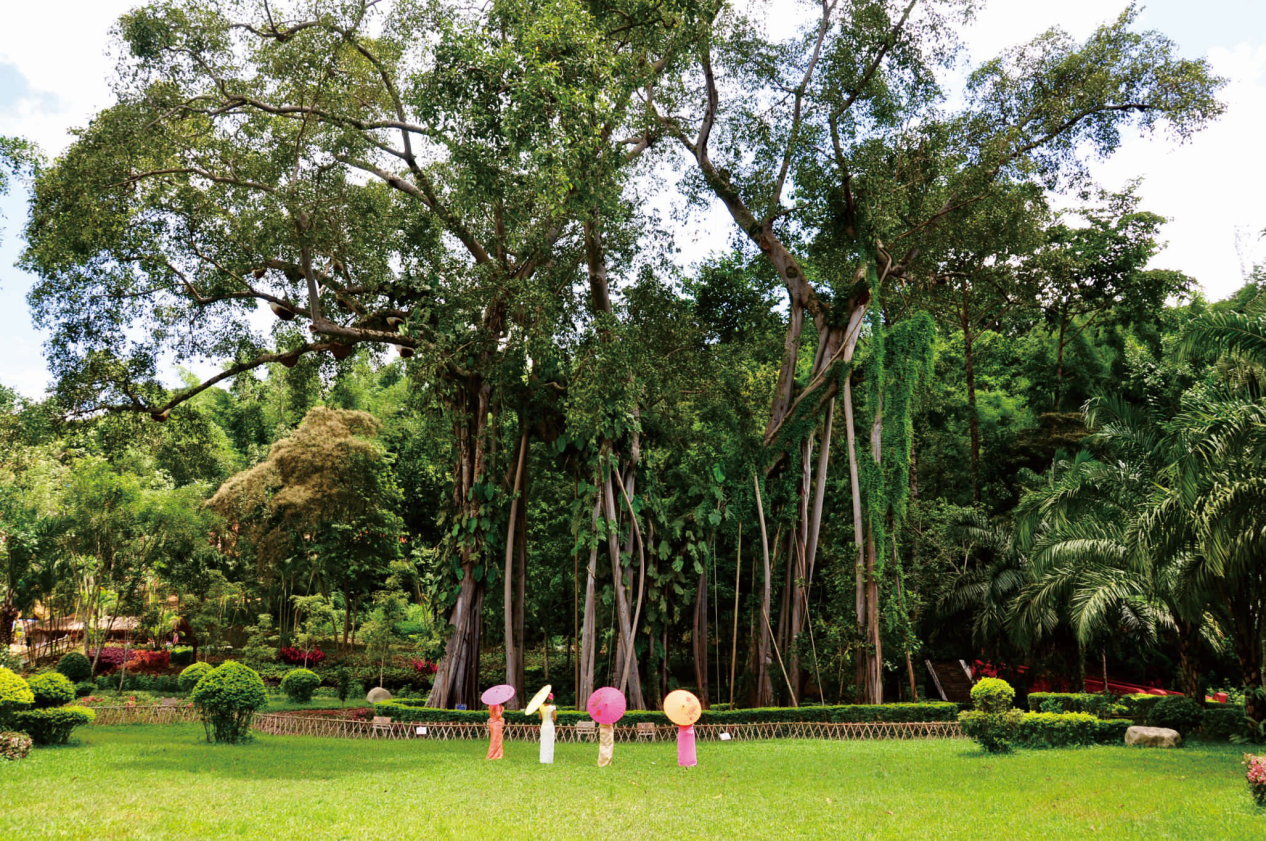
480, 684, 516, 707
587, 687, 627, 724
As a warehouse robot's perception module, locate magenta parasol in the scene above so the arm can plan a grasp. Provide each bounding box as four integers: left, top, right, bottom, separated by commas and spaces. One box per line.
480, 684, 516, 707
587, 687, 627, 724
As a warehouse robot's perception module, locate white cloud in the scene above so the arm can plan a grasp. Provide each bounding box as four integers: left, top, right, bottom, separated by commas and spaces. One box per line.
0, 1, 136, 152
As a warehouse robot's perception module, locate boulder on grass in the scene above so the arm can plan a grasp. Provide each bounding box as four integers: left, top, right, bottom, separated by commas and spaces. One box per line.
366, 686, 392, 704
1124, 725, 1182, 748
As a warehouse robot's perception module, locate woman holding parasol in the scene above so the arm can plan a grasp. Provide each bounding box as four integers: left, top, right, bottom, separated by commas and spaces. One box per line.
482, 684, 515, 761
525, 685, 557, 764
587, 687, 625, 767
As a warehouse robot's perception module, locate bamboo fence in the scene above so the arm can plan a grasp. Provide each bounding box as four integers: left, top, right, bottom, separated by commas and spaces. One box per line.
251, 715, 962, 742
88, 704, 200, 725
87, 705, 964, 742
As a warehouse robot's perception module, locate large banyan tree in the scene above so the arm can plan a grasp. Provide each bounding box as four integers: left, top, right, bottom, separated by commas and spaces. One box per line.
22, 0, 1222, 707
643, 0, 1221, 702
22, 0, 693, 707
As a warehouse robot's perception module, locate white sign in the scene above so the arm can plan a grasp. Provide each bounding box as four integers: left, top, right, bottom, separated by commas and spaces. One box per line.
719, 732, 732, 741
416, 727, 427, 736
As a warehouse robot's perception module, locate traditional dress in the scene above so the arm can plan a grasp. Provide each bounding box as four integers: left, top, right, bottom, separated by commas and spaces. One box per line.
677, 724, 697, 767
486, 704, 504, 760
538, 703, 556, 764
597, 722, 614, 767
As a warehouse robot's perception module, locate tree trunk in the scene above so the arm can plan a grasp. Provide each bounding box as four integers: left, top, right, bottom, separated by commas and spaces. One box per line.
843, 375, 867, 699
863, 396, 884, 704
603, 473, 645, 708
1176, 621, 1201, 701
578, 498, 601, 708
1054, 304, 1069, 412
751, 476, 775, 707
514, 487, 527, 697
427, 377, 494, 709
961, 280, 981, 504
693, 568, 709, 708
0, 591, 16, 648
503, 430, 529, 706
729, 522, 742, 708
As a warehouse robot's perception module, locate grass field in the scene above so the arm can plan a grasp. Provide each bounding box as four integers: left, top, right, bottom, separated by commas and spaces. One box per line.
1, 725, 1261, 839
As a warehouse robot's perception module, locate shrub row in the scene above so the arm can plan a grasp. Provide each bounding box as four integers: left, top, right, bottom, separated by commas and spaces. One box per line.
375, 701, 960, 726
9, 706, 96, 745
959, 710, 1131, 752
1026, 692, 1126, 718
1201, 705, 1250, 740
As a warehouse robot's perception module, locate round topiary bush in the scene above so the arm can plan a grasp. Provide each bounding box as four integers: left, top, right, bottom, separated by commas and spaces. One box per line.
190, 661, 268, 744
1, 730, 33, 761
27, 672, 75, 709
971, 678, 1016, 713
1147, 695, 1204, 737
9, 706, 95, 745
178, 662, 214, 695
280, 668, 321, 703
56, 652, 93, 683
0, 667, 34, 728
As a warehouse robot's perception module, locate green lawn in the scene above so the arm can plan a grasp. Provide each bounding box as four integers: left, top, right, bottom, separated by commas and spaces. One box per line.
1, 725, 1260, 839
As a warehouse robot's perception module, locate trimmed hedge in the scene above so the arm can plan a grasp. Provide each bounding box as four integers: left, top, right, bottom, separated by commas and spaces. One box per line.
1119, 694, 1165, 719
178, 662, 214, 695
1, 730, 33, 760
1201, 705, 1248, 741
375, 701, 960, 726
1147, 696, 1204, 736
971, 678, 1015, 713
1026, 693, 1126, 718
962, 710, 1131, 752
959, 710, 1023, 753
171, 646, 195, 667
56, 652, 93, 683
280, 669, 321, 703
9, 706, 96, 745
190, 661, 268, 744
0, 667, 34, 727
27, 672, 76, 709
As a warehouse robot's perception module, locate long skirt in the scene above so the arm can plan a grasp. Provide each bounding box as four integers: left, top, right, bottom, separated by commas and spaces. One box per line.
598, 723, 614, 767
486, 720, 504, 760
677, 725, 697, 767
540, 717, 555, 764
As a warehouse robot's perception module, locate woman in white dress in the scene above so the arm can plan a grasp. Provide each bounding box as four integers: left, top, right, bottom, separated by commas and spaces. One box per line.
537, 693, 557, 764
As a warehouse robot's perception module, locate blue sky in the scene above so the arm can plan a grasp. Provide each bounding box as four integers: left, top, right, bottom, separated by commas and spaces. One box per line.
2, 0, 1265, 399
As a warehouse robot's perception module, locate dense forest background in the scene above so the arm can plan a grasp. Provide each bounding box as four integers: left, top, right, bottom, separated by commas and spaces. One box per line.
1, 1, 1263, 721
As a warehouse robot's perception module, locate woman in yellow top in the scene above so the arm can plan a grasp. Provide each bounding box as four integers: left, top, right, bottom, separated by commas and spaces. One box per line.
537, 693, 557, 764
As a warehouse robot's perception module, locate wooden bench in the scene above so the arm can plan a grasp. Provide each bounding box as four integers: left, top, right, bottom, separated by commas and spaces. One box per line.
371, 716, 393, 738
574, 720, 597, 741
636, 722, 656, 742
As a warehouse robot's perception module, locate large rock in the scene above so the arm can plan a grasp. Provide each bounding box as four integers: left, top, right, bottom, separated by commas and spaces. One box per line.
1124, 726, 1182, 748
366, 686, 392, 704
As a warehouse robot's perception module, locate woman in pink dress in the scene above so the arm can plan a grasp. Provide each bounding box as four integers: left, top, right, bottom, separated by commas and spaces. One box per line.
677, 724, 697, 767
486, 704, 505, 760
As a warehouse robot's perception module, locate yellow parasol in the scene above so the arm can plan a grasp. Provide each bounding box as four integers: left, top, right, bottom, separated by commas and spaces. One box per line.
524, 684, 553, 716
